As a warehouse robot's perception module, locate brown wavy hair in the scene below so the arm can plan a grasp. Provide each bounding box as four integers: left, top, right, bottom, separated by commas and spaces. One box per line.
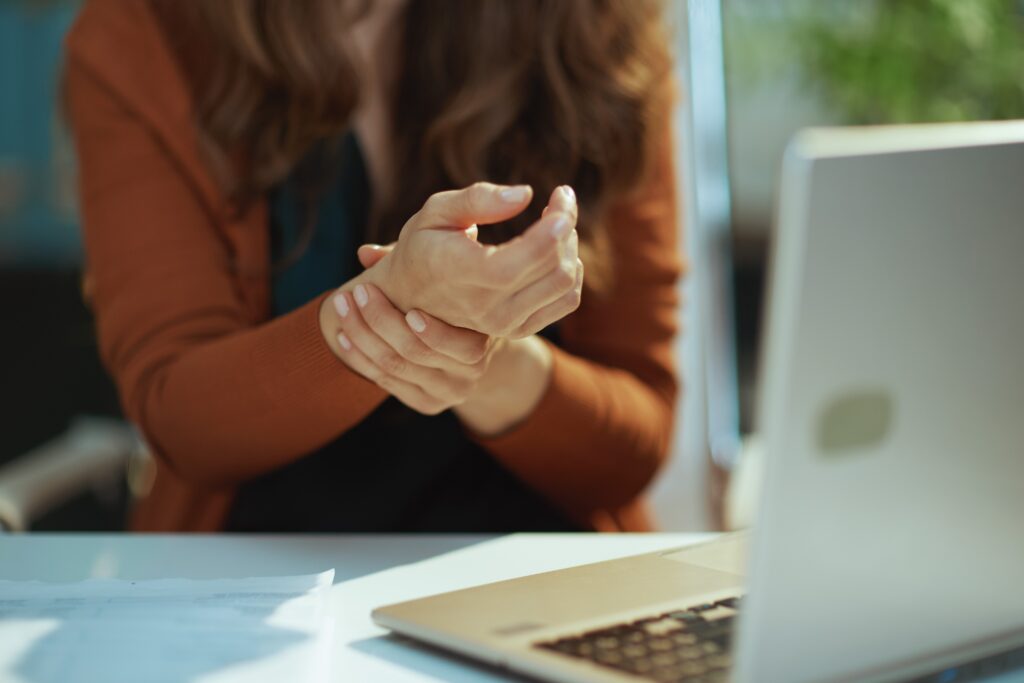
156, 0, 673, 286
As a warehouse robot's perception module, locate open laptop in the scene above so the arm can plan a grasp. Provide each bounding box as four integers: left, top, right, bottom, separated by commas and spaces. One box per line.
373, 120, 1024, 683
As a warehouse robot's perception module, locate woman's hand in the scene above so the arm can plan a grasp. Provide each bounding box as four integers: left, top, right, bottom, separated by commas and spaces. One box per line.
330, 283, 499, 415
360, 183, 583, 339
330, 282, 554, 435
317, 182, 583, 430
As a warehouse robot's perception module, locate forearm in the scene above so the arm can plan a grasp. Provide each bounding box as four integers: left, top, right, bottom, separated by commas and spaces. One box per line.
143, 257, 415, 483
471, 343, 677, 512
133, 293, 387, 486
453, 336, 553, 436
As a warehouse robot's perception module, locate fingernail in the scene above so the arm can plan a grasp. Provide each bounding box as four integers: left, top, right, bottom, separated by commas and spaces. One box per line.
333, 293, 349, 317
406, 311, 426, 333
560, 185, 576, 204
337, 332, 351, 351
500, 185, 529, 203
551, 215, 569, 238
354, 285, 368, 308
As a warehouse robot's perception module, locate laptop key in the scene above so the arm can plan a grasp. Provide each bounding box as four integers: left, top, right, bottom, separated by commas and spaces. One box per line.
645, 618, 684, 635
623, 657, 655, 674
679, 646, 703, 660
651, 652, 678, 667
595, 650, 624, 666
649, 637, 674, 652
705, 653, 732, 670
672, 632, 699, 646
698, 613, 733, 626
667, 610, 706, 623
534, 595, 742, 682
688, 616, 734, 636
625, 630, 648, 644
542, 639, 577, 654
680, 661, 708, 676
652, 666, 687, 682
622, 643, 648, 657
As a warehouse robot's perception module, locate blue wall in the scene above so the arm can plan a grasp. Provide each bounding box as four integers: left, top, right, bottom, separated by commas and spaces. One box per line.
0, 1, 81, 265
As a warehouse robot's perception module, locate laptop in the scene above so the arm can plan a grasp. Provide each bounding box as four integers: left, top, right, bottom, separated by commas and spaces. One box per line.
373, 120, 1024, 683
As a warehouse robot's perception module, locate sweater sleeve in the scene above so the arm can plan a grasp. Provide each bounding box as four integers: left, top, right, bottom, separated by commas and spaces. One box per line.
65, 58, 387, 487
474, 118, 683, 515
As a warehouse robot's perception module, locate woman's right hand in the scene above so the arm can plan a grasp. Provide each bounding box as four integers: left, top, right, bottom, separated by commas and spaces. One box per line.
360, 182, 582, 339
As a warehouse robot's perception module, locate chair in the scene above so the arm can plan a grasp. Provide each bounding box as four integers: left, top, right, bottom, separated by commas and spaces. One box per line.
0, 417, 146, 531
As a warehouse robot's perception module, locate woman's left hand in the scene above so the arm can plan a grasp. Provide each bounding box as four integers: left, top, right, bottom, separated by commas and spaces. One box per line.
331, 283, 500, 415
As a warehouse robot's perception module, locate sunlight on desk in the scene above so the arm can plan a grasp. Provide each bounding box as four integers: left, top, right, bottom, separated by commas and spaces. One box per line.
0, 573, 333, 683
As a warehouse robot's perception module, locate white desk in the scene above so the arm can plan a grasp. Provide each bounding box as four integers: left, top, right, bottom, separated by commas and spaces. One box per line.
0, 532, 711, 682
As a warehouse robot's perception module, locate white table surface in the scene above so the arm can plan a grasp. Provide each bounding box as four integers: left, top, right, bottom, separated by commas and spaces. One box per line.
0, 532, 711, 682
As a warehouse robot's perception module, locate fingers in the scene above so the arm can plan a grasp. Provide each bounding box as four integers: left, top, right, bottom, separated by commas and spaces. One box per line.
416, 182, 533, 229
334, 335, 448, 415
357, 243, 394, 269
547, 184, 578, 221
404, 308, 490, 365
486, 185, 578, 287
332, 285, 479, 410
511, 258, 584, 338
336, 285, 452, 373
497, 230, 579, 331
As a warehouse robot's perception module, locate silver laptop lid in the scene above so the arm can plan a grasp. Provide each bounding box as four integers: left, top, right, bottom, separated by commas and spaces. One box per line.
735, 121, 1024, 683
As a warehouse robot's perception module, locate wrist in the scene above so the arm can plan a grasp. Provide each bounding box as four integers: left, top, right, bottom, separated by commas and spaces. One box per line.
362, 253, 418, 313
456, 335, 553, 437
318, 256, 402, 359
318, 290, 346, 360
476, 336, 551, 398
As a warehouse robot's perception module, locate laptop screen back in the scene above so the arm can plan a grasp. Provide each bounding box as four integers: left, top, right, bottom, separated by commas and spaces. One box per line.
735, 122, 1024, 683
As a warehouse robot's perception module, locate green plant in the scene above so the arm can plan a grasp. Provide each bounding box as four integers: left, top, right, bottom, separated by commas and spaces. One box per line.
789, 0, 1024, 123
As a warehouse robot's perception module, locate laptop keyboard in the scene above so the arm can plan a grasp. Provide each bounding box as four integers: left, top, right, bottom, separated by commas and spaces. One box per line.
535, 597, 741, 682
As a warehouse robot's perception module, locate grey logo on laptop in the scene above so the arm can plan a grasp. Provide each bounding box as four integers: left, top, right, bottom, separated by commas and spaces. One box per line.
816, 389, 894, 457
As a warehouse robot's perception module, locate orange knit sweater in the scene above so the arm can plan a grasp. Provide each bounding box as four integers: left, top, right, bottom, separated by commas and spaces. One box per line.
63, 0, 684, 532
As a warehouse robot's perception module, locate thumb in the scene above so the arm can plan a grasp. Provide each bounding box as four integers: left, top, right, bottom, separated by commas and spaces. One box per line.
357, 243, 395, 269
417, 182, 533, 229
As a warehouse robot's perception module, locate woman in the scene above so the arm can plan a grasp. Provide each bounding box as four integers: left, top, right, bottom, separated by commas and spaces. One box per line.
64, 0, 682, 532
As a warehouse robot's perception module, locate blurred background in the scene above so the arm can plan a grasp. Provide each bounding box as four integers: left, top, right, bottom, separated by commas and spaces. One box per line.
1, 0, 1022, 531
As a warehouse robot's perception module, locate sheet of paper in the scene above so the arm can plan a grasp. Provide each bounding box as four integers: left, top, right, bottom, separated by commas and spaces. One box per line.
0, 571, 335, 683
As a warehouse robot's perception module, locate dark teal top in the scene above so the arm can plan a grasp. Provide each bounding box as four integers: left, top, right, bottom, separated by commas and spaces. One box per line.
225, 134, 579, 533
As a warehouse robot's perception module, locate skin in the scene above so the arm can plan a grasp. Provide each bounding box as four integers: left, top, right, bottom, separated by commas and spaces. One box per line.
318, 182, 583, 436
316, 2, 582, 435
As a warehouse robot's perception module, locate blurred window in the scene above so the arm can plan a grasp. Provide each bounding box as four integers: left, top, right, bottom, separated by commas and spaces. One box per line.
725, 0, 1024, 236
0, 0, 81, 266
